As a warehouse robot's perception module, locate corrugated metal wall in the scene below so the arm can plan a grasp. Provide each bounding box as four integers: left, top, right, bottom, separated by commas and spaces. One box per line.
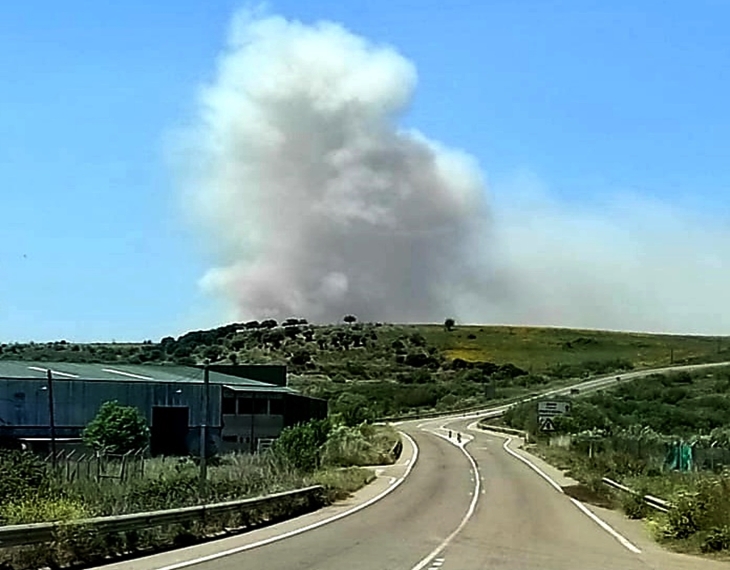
0, 378, 222, 428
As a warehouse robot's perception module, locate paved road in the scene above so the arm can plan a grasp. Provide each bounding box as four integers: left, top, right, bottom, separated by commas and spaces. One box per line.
130, 419, 729, 570
203, 430, 473, 570
418, 416, 730, 570
102, 361, 730, 570
104, 428, 475, 570
402, 361, 730, 424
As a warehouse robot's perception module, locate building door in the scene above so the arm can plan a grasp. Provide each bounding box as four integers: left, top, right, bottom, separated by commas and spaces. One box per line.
151, 406, 189, 456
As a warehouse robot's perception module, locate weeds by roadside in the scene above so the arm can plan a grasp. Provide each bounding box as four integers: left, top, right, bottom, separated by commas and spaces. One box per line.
0, 423, 399, 569
529, 441, 730, 556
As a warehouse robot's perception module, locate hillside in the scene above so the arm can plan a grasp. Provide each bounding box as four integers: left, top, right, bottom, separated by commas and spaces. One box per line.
506, 364, 730, 436
2, 322, 727, 418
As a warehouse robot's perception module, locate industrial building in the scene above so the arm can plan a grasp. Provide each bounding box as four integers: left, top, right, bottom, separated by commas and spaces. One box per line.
0, 361, 327, 455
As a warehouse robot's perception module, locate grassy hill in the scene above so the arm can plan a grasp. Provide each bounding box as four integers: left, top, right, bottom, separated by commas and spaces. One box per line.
421, 324, 727, 373
2, 321, 727, 418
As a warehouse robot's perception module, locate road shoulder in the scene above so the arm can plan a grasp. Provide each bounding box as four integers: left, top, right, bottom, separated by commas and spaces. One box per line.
99, 432, 418, 570
472, 425, 730, 569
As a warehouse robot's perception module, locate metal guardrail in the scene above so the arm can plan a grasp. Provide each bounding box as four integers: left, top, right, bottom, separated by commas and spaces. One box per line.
601, 477, 671, 512
474, 426, 673, 514
476, 424, 527, 437
377, 402, 503, 423
0, 485, 324, 548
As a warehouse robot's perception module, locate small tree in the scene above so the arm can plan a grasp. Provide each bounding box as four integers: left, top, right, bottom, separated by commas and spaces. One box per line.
83, 401, 150, 455
289, 348, 311, 366
444, 318, 455, 332
263, 328, 286, 350
343, 315, 357, 325
271, 419, 331, 472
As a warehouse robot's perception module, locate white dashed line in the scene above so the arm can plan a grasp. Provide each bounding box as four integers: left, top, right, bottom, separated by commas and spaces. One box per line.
409, 430, 480, 570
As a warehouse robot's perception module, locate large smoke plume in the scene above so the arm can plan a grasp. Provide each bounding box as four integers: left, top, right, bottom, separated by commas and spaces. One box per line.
180, 11, 730, 334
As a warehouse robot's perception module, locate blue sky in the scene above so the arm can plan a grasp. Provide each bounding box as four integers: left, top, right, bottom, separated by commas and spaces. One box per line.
2, 0, 729, 341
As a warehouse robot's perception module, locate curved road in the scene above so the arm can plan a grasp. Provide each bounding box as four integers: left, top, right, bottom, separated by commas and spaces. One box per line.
112, 419, 730, 570
430, 416, 729, 570
103, 362, 730, 570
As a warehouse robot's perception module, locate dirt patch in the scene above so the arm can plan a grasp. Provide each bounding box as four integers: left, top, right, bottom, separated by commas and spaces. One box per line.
562, 484, 615, 509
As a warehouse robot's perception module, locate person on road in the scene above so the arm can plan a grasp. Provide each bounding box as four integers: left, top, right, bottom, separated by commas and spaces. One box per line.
457, 433, 462, 443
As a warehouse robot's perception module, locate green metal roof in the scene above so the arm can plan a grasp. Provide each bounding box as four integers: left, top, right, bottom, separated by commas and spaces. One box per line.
0, 361, 293, 392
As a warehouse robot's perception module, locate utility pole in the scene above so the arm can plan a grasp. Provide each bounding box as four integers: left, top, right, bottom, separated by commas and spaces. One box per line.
250, 396, 256, 454
46, 369, 57, 468
199, 362, 210, 498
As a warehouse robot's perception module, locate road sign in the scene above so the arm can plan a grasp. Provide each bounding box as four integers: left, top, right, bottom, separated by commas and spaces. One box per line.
539, 417, 555, 431
537, 400, 570, 417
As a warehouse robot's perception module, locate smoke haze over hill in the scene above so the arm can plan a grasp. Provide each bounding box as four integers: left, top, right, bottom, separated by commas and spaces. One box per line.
179, 10, 730, 335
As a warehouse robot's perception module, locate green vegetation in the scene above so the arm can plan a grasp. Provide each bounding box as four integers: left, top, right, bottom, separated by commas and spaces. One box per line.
1, 419, 394, 523
0, 419, 396, 569
3, 322, 726, 418
506, 366, 730, 437
502, 365, 730, 555
83, 401, 150, 455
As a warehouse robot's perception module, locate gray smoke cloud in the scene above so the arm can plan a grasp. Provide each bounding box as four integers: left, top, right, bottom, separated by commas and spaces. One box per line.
180, 11, 730, 334
181, 12, 495, 324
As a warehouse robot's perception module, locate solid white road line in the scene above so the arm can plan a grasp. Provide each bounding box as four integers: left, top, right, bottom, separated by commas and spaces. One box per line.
496, 434, 641, 554
153, 432, 420, 570
409, 430, 481, 570
569, 498, 642, 554
500, 437, 565, 494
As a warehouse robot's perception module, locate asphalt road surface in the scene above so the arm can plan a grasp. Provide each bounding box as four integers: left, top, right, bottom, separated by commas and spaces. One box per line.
103, 362, 730, 570
427, 417, 730, 570
128, 419, 730, 570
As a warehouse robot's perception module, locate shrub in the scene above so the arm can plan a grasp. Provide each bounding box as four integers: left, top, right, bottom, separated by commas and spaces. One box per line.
310, 467, 374, 502
331, 393, 374, 427
272, 419, 332, 472
701, 526, 730, 552
621, 492, 648, 520
0, 450, 48, 503
664, 491, 705, 539
83, 401, 150, 454
320, 425, 378, 467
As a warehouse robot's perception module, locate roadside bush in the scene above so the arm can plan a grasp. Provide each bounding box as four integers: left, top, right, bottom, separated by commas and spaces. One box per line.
321, 425, 375, 467
310, 467, 375, 502
0, 450, 48, 503
83, 400, 150, 454
620, 492, 648, 520
664, 491, 705, 539
271, 419, 332, 472
701, 526, 730, 552
331, 393, 374, 427
128, 473, 199, 511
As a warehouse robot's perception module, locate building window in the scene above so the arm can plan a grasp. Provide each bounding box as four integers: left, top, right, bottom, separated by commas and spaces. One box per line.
222, 435, 238, 443
236, 396, 269, 414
